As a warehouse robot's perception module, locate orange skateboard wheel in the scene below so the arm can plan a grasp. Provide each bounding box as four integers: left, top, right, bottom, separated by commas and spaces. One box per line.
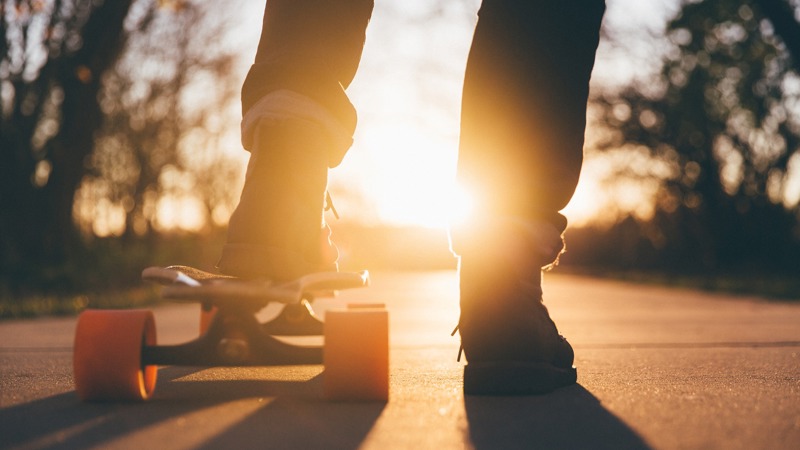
323, 304, 389, 401
73, 309, 157, 401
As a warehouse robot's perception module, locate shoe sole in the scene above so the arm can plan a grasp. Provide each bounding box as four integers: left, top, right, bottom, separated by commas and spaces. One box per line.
463, 361, 577, 396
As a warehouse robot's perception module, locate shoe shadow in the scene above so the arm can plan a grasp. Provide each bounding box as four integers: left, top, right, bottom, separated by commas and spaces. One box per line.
0, 366, 385, 450
464, 384, 651, 450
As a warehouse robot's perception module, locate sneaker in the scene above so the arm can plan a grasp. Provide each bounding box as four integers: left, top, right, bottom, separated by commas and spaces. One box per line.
451, 218, 577, 395
218, 118, 338, 280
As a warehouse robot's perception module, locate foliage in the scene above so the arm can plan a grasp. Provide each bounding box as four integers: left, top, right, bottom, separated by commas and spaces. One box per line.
0, 229, 227, 318
78, 0, 241, 240
0, 0, 241, 292
2, 0, 137, 282
593, 0, 800, 271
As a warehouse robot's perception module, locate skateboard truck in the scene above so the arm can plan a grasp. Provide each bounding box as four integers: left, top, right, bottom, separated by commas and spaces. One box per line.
73, 266, 388, 402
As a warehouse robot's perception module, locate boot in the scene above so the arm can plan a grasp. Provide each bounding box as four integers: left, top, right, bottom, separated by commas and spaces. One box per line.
218, 117, 339, 280
451, 218, 576, 395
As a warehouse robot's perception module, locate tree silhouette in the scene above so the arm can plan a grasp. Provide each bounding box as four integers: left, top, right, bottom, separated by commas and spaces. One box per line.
1, 0, 136, 282
76, 1, 240, 241
593, 0, 800, 271
0, 1, 240, 290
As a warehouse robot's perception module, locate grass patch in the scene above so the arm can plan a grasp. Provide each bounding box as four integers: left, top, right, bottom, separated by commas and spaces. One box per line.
0, 232, 224, 320
0, 286, 162, 320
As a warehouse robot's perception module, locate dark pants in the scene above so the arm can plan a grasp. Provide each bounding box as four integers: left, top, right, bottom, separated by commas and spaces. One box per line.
242, 0, 605, 232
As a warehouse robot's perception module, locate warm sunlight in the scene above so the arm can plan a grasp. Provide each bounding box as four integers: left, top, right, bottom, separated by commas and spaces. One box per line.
324, 0, 612, 231
137, 0, 623, 233
75, 0, 663, 236
155, 195, 206, 232
332, 123, 467, 229
562, 156, 616, 228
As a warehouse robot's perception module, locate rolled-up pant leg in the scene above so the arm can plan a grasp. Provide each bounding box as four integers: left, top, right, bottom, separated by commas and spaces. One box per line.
220, 1, 373, 279
241, 0, 374, 160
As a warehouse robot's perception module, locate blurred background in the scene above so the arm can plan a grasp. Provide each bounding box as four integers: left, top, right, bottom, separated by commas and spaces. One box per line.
2, 0, 800, 315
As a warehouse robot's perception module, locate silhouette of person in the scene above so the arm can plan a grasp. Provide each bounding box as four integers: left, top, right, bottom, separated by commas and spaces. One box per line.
219, 0, 605, 395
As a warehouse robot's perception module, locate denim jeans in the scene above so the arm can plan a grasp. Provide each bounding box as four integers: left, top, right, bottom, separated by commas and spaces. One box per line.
241, 0, 605, 232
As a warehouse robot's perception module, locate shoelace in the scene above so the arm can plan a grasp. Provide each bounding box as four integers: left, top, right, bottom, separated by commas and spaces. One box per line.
325, 191, 339, 219
451, 325, 463, 362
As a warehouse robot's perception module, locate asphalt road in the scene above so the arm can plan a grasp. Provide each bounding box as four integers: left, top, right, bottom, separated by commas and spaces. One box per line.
1, 271, 799, 449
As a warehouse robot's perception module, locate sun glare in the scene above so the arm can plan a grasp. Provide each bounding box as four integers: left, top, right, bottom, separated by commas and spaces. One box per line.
333, 123, 471, 229
448, 184, 475, 227
562, 171, 607, 228
155, 195, 206, 232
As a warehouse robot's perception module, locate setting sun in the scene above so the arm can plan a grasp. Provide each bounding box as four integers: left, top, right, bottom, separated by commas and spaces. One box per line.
331, 123, 467, 229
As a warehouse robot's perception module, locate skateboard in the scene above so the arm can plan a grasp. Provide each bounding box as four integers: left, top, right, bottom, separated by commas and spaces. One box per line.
73, 266, 388, 402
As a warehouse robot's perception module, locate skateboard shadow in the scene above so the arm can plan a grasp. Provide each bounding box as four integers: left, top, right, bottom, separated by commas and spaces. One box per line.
0, 366, 384, 450
0, 367, 204, 449
159, 368, 388, 450
464, 384, 652, 449
2, 368, 646, 449
194, 383, 386, 450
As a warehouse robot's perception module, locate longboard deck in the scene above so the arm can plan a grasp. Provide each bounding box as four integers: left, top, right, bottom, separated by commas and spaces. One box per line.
142, 265, 369, 306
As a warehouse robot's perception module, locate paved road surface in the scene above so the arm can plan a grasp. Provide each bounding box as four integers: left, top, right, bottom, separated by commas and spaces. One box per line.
1, 272, 799, 449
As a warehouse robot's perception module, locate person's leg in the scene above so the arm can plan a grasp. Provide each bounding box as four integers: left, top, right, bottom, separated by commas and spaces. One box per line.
241, 0, 373, 144
452, 0, 605, 395
219, 0, 373, 280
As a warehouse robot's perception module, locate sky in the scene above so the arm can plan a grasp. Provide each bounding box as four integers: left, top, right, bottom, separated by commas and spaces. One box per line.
223, 0, 682, 230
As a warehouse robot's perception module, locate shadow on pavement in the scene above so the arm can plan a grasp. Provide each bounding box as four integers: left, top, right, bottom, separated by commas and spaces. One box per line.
195, 386, 385, 450
465, 384, 651, 450
0, 366, 384, 450
0, 367, 197, 449
183, 370, 386, 450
